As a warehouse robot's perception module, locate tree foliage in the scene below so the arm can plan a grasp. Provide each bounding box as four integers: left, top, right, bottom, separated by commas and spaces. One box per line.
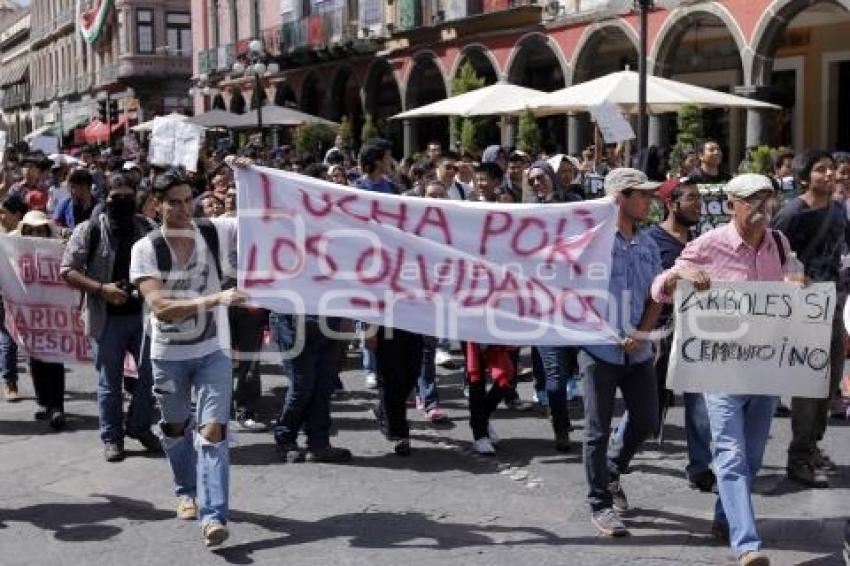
669, 104, 703, 175
516, 108, 541, 157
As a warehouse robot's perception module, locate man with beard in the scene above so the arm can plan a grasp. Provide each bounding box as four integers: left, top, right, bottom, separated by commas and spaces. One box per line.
648, 177, 714, 492
61, 173, 161, 462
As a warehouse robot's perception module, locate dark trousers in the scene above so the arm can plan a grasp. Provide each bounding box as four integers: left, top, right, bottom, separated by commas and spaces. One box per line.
583, 358, 658, 512
31, 358, 65, 411
229, 307, 268, 415
375, 329, 423, 440
789, 301, 846, 464
272, 315, 340, 450
466, 343, 515, 439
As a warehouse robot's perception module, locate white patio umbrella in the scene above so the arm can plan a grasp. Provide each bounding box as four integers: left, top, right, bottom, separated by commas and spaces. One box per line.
186, 108, 242, 129
516, 70, 780, 116
131, 112, 188, 132
391, 82, 546, 119
234, 104, 338, 128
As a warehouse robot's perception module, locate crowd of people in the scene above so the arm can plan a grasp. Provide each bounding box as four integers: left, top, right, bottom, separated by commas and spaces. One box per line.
0, 133, 848, 566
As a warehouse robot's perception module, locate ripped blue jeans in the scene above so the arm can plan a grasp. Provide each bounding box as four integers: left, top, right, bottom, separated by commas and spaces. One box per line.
152, 350, 232, 526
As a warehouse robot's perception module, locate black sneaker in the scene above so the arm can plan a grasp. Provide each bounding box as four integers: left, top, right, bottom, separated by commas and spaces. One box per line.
688, 469, 718, 493
47, 409, 66, 430
104, 442, 125, 462
306, 446, 352, 463
787, 460, 828, 488
609, 480, 629, 514
711, 520, 730, 544
550, 415, 572, 452
591, 508, 629, 537
393, 438, 411, 457
129, 430, 163, 453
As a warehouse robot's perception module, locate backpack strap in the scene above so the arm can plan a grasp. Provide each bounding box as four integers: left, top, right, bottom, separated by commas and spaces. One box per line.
84, 214, 102, 268
772, 230, 786, 267
152, 220, 225, 287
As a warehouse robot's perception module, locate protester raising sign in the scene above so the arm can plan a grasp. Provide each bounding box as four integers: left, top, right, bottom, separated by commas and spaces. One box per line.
235, 166, 621, 346
0, 235, 91, 363
667, 281, 835, 398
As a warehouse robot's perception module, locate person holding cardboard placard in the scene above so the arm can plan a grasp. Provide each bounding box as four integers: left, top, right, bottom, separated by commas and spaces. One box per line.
651, 173, 792, 566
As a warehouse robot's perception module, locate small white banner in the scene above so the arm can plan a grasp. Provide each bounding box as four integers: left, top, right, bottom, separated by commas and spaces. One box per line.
667, 281, 836, 398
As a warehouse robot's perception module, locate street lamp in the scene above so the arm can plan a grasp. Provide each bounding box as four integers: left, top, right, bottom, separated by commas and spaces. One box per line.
233, 38, 280, 141
636, 0, 653, 154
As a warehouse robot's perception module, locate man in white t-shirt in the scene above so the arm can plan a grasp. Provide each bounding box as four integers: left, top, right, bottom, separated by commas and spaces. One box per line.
130, 167, 247, 548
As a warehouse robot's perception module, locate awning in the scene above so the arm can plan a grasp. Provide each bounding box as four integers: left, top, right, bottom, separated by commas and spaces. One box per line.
62, 114, 90, 136
0, 59, 29, 87
83, 116, 128, 144
24, 124, 60, 141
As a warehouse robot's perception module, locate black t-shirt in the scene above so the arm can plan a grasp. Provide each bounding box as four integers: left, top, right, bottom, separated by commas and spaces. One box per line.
646, 224, 688, 327
772, 197, 847, 283
689, 167, 731, 184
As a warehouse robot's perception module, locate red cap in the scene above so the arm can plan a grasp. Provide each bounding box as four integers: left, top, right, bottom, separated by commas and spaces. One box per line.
656, 178, 681, 205
24, 190, 47, 212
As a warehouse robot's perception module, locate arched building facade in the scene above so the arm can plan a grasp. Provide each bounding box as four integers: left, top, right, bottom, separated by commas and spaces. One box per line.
196, 0, 850, 162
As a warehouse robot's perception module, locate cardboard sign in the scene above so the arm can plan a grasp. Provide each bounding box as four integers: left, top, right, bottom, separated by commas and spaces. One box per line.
589, 102, 635, 144
667, 281, 836, 398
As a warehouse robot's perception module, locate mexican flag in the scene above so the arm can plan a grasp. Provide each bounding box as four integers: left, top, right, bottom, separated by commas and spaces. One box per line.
78, 0, 113, 44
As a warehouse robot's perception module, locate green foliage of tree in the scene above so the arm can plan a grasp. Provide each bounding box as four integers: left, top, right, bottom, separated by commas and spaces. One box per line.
460, 118, 478, 155
361, 113, 380, 146
516, 108, 541, 157
742, 145, 775, 175
450, 62, 487, 149
294, 123, 337, 162
669, 104, 703, 175
338, 115, 353, 148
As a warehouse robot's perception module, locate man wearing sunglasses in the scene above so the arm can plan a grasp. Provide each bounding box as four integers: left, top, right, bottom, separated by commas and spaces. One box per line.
652, 174, 792, 566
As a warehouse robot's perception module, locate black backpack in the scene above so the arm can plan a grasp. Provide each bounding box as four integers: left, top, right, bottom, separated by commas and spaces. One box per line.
150, 219, 224, 286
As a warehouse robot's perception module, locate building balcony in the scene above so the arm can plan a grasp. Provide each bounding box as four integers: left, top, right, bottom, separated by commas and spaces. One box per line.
97, 63, 119, 87
542, 0, 633, 23
280, 0, 383, 60
117, 55, 192, 80
1, 89, 30, 109
76, 73, 94, 92
55, 8, 75, 32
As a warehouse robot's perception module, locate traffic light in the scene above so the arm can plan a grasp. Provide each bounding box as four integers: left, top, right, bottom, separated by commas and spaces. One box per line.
109, 100, 119, 123
97, 100, 107, 122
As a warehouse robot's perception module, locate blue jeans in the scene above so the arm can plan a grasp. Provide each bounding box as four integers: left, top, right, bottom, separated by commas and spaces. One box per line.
270, 314, 340, 450
152, 350, 232, 527
684, 392, 713, 480
531, 346, 572, 421
0, 300, 18, 385
416, 335, 440, 410
705, 393, 778, 558
90, 314, 154, 443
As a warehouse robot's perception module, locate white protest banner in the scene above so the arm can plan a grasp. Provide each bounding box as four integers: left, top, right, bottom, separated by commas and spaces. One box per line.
235, 166, 622, 346
667, 281, 835, 398
0, 235, 92, 363
150, 118, 203, 172
30, 135, 60, 155
589, 102, 635, 144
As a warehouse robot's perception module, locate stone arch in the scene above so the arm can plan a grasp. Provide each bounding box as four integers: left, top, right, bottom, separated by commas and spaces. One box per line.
570, 20, 639, 84
750, 0, 850, 85
300, 71, 323, 116
650, 3, 748, 78
212, 93, 226, 110
405, 52, 450, 152
403, 50, 451, 98
363, 58, 403, 151
505, 32, 569, 88
273, 82, 297, 108
330, 66, 365, 141
229, 88, 246, 114
449, 44, 500, 85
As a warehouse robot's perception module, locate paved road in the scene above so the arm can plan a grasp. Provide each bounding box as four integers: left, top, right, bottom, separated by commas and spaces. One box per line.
0, 353, 847, 566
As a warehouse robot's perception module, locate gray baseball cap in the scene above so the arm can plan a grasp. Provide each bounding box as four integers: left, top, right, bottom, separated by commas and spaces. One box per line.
724, 174, 774, 199
604, 168, 661, 196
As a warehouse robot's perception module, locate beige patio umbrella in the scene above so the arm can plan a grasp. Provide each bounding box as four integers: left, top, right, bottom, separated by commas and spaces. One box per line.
186, 108, 243, 129
391, 82, 547, 119
234, 104, 339, 128
515, 70, 780, 116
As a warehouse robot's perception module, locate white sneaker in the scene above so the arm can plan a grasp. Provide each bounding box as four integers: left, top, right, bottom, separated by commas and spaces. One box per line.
435, 349, 452, 366
488, 424, 500, 445
472, 437, 496, 455
365, 372, 378, 389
